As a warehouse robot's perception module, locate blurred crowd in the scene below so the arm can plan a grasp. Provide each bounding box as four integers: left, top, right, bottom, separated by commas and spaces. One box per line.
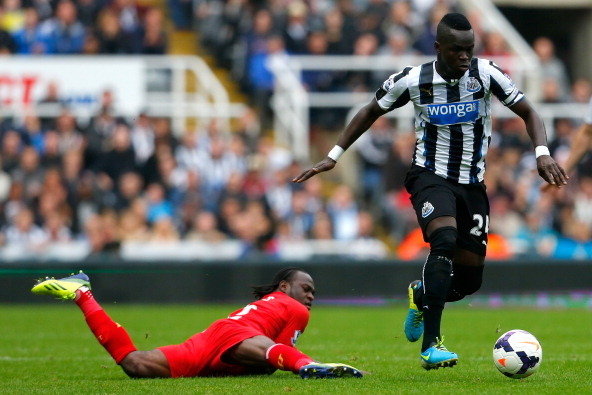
0, 0, 168, 55
1, 0, 591, 261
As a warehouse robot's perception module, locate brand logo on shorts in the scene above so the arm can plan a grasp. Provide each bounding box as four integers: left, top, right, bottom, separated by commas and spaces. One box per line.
421, 201, 434, 218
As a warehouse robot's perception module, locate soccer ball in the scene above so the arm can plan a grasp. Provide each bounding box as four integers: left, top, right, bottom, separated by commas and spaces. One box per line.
492, 329, 542, 379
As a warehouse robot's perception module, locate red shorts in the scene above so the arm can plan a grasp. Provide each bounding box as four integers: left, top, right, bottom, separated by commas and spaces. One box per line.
158, 319, 263, 377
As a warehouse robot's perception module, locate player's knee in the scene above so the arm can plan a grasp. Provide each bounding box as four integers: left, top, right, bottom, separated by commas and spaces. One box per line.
458, 278, 482, 296
451, 265, 484, 298
428, 226, 457, 259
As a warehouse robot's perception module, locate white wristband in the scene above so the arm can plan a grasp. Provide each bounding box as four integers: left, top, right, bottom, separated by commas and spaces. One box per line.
327, 145, 345, 162
535, 146, 550, 158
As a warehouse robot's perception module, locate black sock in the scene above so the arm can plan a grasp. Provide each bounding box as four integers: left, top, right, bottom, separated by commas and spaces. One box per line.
422, 305, 444, 351
421, 254, 453, 351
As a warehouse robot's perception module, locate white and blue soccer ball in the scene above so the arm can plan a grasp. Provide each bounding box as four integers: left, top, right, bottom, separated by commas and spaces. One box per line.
492, 329, 542, 379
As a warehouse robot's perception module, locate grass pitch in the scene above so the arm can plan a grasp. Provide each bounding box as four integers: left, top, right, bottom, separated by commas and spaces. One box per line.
1, 303, 591, 394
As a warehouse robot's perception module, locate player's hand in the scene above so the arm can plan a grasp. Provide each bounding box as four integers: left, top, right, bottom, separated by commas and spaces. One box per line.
536, 156, 568, 187
292, 158, 336, 183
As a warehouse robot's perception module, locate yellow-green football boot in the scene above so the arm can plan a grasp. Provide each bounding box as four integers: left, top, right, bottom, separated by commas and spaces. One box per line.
31, 271, 90, 300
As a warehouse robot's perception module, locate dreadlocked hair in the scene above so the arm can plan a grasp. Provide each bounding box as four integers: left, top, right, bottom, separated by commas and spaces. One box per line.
252, 267, 307, 299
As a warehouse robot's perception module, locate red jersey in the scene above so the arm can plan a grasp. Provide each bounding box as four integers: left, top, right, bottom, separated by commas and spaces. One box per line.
158, 291, 310, 377
225, 291, 310, 346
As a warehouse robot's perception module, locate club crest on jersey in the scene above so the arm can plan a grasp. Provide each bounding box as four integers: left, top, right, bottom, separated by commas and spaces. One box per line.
427, 100, 479, 126
421, 201, 434, 218
466, 77, 481, 93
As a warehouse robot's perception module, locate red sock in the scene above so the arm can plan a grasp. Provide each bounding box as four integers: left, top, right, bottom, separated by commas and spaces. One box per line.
266, 344, 314, 373
75, 288, 137, 364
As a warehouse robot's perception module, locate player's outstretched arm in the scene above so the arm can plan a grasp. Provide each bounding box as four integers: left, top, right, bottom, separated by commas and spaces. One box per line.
509, 98, 568, 187
292, 99, 386, 183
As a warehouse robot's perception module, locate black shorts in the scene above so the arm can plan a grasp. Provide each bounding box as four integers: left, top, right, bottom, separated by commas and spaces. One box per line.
404, 165, 489, 256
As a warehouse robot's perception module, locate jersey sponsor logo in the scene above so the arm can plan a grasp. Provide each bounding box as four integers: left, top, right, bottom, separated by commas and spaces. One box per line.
427, 100, 479, 125
466, 77, 481, 93
421, 201, 434, 218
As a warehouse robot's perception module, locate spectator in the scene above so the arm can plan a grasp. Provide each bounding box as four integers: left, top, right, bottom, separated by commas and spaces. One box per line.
412, 2, 449, 55
2, 206, 47, 250
39, 0, 86, 54
76, 0, 102, 29
37, 81, 64, 129
95, 8, 131, 54
186, 210, 227, 243
326, 184, 358, 241
309, 211, 333, 240
570, 78, 591, 104
114, 171, 144, 212
144, 182, 174, 224
385, 0, 422, 43
323, 7, 354, 55
130, 112, 155, 166
82, 213, 120, 256
139, 7, 167, 54
284, 189, 315, 239
167, 0, 192, 30
1, 130, 24, 174
148, 216, 180, 242
54, 110, 84, 154
265, 167, 294, 221
354, 116, 394, 207
532, 36, 570, 101
1, 0, 25, 33
283, 1, 309, 55
40, 130, 63, 168
480, 31, 511, 58
0, 157, 11, 203
19, 113, 45, 153
10, 146, 44, 202
111, 0, 144, 46
117, 208, 149, 242
95, 123, 137, 186
12, 7, 47, 54
345, 32, 379, 91
41, 211, 73, 243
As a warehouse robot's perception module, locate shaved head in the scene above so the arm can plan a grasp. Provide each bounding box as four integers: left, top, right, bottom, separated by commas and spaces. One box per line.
436, 13, 472, 43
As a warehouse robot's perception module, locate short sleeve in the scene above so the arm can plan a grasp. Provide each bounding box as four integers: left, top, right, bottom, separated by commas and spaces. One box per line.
488, 61, 524, 107
375, 67, 412, 112
273, 301, 309, 347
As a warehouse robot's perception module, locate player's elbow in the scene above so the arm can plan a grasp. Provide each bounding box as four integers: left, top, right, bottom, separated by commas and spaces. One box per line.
119, 351, 171, 379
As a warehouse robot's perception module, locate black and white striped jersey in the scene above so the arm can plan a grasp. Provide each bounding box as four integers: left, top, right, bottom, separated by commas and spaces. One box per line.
375, 57, 524, 184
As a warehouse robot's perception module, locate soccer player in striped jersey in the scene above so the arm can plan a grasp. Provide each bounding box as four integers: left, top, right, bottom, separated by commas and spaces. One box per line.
31, 267, 363, 379
293, 13, 568, 370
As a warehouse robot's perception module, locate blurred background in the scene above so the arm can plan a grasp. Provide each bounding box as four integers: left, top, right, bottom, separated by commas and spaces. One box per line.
0, 0, 590, 302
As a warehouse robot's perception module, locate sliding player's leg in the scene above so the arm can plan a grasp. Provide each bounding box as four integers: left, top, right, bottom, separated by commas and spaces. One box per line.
31, 272, 170, 378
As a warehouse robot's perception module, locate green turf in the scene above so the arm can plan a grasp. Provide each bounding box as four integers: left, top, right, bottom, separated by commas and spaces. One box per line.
1, 303, 591, 394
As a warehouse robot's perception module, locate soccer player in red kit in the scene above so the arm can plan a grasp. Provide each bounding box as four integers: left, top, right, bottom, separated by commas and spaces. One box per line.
31, 267, 363, 379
